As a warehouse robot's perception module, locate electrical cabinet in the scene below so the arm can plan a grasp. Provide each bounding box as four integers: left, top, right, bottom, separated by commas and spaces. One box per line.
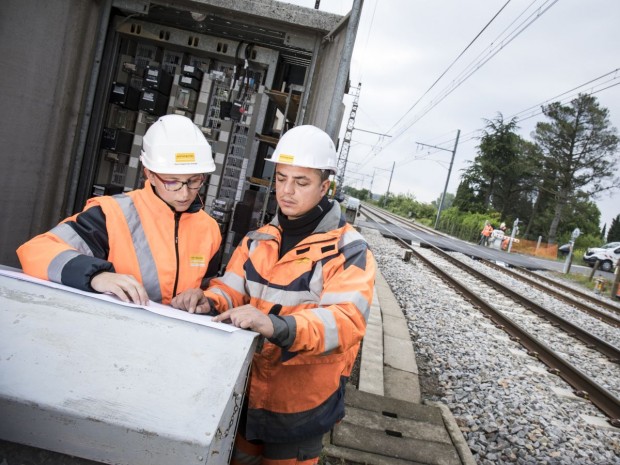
83, 15, 306, 262
0, 270, 257, 465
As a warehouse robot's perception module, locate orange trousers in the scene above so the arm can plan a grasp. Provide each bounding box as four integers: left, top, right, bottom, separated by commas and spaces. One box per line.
230, 431, 323, 465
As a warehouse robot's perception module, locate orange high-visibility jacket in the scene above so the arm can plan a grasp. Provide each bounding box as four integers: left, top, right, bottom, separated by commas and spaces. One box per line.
205, 201, 376, 442
482, 224, 493, 237
17, 181, 221, 304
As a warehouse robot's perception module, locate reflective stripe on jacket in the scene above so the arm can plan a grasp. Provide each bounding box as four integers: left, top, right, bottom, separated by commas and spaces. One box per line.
17, 181, 221, 304
206, 201, 376, 442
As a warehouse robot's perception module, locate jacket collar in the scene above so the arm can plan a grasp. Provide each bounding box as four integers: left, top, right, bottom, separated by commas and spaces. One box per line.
270, 199, 344, 234
249, 200, 345, 244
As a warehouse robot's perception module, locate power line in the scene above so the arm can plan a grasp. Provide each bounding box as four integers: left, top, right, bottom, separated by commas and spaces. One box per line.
385, 0, 512, 135
373, 0, 558, 160
351, 4, 615, 177
390, 0, 560, 141
453, 68, 620, 147
356, 0, 379, 83
374, 68, 620, 171
353, 1, 518, 167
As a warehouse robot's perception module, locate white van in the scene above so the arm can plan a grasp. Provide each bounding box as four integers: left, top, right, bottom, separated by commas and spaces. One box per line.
583, 242, 620, 272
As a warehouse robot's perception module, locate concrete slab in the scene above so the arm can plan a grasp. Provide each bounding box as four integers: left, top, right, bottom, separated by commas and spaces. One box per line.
359, 286, 384, 396
342, 405, 451, 441
580, 415, 620, 431
375, 272, 405, 320
384, 334, 417, 373
345, 386, 431, 422
327, 387, 462, 465
384, 367, 421, 404
322, 441, 420, 465
359, 325, 384, 396
425, 401, 478, 465
378, 296, 405, 319
383, 313, 412, 340
331, 422, 461, 465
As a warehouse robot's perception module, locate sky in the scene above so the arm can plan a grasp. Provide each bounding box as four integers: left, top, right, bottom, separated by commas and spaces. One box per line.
283, 0, 620, 231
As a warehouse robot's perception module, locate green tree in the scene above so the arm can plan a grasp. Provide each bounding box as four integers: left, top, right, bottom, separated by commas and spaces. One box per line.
454, 114, 540, 219
343, 185, 371, 201
533, 94, 619, 243
380, 192, 434, 220
453, 175, 485, 213
431, 192, 455, 211
608, 215, 620, 242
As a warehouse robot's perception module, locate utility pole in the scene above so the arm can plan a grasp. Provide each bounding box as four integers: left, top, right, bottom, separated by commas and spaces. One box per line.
369, 170, 375, 195
383, 161, 395, 207
335, 83, 361, 200
417, 129, 460, 229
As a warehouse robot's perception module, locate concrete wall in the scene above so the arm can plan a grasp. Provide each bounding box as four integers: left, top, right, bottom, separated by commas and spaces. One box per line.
304, 18, 348, 134
0, 0, 103, 267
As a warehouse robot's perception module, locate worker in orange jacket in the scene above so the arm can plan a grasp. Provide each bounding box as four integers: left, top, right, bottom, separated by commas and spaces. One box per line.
172, 125, 377, 464
479, 221, 493, 246
17, 115, 221, 305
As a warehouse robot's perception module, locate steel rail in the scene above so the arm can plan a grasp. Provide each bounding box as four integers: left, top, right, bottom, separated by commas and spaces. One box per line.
361, 204, 620, 424
411, 245, 620, 425
478, 258, 620, 327
424, 245, 620, 363
511, 264, 620, 317
361, 203, 620, 324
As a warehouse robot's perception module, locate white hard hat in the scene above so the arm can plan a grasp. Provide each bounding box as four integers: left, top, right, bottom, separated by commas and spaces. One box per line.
141, 114, 215, 174
266, 125, 337, 171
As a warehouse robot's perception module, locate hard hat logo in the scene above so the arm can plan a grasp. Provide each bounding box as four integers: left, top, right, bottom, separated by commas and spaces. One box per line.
277, 154, 295, 164
141, 114, 215, 174
175, 152, 197, 163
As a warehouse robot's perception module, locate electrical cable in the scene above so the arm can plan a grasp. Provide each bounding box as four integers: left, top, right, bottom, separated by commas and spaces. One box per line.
356, 0, 379, 83
351, 3, 614, 180
391, 0, 560, 141
453, 69, 620, 148
355, 0, 551, 168
386, 0, 513, 135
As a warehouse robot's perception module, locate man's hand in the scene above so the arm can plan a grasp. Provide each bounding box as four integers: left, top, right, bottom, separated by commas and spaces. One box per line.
212, 304, 274, 337
171, 288, 211, 314
91, 272, 149, 306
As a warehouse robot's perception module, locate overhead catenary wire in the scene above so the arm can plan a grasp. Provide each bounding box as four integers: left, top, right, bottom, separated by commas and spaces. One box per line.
388, 67, 620, 164
354, 1, 513, 167
348, 2, 617, 196
387, 0, 560, 145
385, 0, 513, 135
356, 0, 557, 168
452, 69, 620, 148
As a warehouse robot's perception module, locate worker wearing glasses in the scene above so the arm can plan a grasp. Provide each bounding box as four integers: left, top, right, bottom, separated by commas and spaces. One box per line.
17, 114, 222, 306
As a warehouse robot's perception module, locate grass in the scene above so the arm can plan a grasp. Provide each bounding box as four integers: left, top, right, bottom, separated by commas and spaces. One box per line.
551, 268, 616, 294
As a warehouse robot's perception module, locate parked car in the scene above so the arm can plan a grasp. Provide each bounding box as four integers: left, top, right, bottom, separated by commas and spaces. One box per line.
582, 242, 620, 272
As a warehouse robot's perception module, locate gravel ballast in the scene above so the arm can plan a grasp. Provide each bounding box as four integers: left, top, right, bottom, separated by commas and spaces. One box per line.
364, 227, 620, 465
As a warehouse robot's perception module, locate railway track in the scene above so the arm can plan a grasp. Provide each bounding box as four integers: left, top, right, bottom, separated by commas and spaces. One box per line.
360, 203, 620, 426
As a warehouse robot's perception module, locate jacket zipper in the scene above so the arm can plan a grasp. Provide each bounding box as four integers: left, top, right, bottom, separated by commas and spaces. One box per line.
172, 212, 181, 297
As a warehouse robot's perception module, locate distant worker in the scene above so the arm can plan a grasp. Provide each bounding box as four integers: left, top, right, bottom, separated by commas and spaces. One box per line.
171, 125, 377, 464
17, 114, 221, 305
479, 221, 493, 246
